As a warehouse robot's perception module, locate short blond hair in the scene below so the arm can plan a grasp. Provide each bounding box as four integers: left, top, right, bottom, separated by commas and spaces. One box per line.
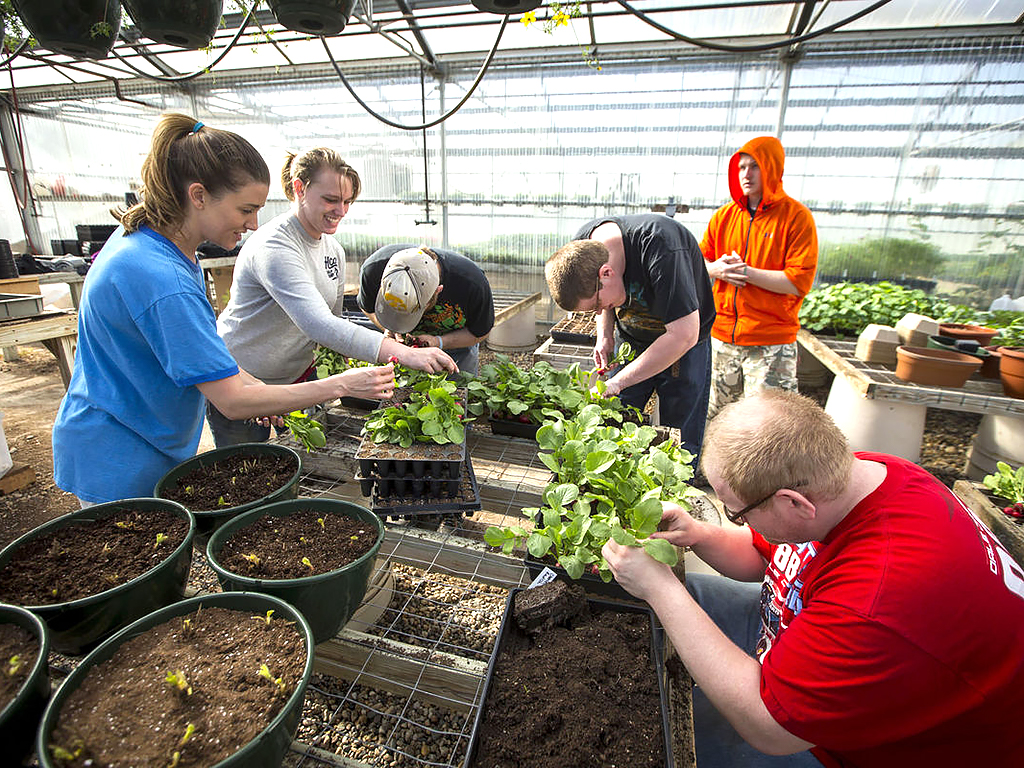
545, 240, 608, 310
701, 389, 852, 503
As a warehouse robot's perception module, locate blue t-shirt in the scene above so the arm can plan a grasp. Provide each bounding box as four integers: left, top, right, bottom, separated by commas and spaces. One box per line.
53, 226, 239, 503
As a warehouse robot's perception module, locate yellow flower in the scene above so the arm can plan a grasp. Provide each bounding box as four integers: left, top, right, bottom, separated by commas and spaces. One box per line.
521, 11, 536, 26
553, 11, 570, 26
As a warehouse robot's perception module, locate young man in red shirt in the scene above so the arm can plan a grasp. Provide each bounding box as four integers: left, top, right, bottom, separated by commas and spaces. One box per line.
605, 389, 1024, 767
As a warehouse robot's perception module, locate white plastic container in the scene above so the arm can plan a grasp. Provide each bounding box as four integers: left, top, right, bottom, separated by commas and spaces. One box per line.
895, 313, 940, 348
0, 410, 12, 479
855, 324, 901, 364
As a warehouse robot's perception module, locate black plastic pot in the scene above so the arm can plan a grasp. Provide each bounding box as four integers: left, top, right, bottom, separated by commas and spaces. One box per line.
153, 442, 302, 547
0, 604, 50, 763
268, 0, 358, 35
488, 416, 540, 440
206, 498, 384, 644
36, 591, 315, 768
12, 0, 121, 59
464, 589, 673, 767
0, 498, 194, 655
122, 0, 224, 49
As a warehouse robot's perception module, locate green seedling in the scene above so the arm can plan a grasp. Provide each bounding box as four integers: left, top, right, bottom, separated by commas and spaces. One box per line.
49, 742, 84, 762
242, 552, 260, 567
350, 535, 359, 540
301, 556, 314, 572
253, 610, 274, 626
183, 485, 194, 495
181, 617, 193, 635
317, 517, 326, 530
168, 721, 196, 766
154, 532, 168, 548
216, 495, 229, 507
284, 411, 327, 452
165, 670, 192, 696
6, 655, 20, 676
299, 536, 307, 544
114, 520, 134, 530
258, 662, 286, 693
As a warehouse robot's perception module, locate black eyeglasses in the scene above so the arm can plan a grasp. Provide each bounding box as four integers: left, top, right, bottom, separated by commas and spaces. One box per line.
723, 489, 781, 524
594, 273, 602, 310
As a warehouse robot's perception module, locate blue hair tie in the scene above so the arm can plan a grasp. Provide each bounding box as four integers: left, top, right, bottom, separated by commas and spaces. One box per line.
191, 121, 204, 134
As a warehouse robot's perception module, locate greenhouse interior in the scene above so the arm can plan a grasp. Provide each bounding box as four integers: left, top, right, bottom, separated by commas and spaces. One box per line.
0, 0, 1023, 767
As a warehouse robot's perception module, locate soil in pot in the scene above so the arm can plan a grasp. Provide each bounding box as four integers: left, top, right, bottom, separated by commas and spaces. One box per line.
471, 583, 667, 767
159, 452, 298, 511
0, 623, 39, 712
215, 508, 376, 579
0, 508, 189, 605
45, 605, 306, 768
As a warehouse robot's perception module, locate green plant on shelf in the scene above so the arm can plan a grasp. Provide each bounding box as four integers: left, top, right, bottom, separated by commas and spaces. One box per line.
484, 403, 699, 581
362, 374, 469, 447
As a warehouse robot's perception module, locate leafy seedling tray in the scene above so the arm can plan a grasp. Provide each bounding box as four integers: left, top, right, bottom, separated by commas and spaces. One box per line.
359, 456, 481, 520
355, 430, 466, 481
549, 312, 597, 345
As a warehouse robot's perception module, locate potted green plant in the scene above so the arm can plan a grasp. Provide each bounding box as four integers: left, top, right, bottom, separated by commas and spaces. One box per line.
11, 0, 120, 59
153, 442, 302, 546
0, 498, 194, 655
122, 0, 224, 49
268, 0, 357, 35
0, 603, 50, 763
206, 498, 385, 644
37, 591, 314, 768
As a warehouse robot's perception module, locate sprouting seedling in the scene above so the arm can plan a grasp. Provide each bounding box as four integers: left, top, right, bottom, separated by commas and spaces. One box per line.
49, 743, 84, 762
51, 587, 58, 598
167, 723, 195, 768
350, 535, 359, 541
217, 495, 229, 507
6, 655, 20, 676
114, 520, 133, 530
242, 552, 260, 567
101, 542, 112, 554
258, 663, 286, 693
181, 617, 193, 635
301, 556, 314, 572
154, 533, 168, 549
253, 609, 274, 626
183, 485, 194, 495
317, 517, 326, 530
299, 536, 307, 544
165, 670, 192, 696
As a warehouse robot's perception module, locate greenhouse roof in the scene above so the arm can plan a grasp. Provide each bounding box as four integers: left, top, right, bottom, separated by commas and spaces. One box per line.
2, 0, 1022, 94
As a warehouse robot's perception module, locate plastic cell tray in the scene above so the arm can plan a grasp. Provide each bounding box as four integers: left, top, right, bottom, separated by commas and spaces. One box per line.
0, 293, 45, 320
488, 416, 541, 440
358, 456, 481, 519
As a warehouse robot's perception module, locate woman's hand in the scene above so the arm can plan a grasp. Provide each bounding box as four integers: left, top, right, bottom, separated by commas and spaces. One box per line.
325, 364, 396, 400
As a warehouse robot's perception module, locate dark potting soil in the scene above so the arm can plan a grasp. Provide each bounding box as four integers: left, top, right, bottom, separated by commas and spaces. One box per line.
473, 594, 665, 767
160, 453, 297, 510
0, 623, 37, 711
0, 508, 188, 605
47, 605, 306, 768
216, 509, 376, 579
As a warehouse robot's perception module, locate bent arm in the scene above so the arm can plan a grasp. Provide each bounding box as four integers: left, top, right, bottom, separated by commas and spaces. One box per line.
606, 311, 698, 394
198, 373, 350, 421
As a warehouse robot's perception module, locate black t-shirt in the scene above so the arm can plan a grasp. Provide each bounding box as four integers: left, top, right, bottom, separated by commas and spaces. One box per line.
358, 244, 494, 337
574, 214, 715, 346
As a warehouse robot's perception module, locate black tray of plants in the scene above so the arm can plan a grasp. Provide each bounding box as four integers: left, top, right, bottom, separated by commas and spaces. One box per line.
487, 415, 541, 440
464, 584, 673, 768
358, 456, 481, 519
549, 312, 597, 345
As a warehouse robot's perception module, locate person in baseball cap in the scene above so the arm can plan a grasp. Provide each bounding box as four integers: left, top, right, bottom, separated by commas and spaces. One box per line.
374, 247, 442, 334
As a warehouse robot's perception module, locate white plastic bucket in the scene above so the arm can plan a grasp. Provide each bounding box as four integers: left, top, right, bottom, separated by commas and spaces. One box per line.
0, 410, 12, 479
824, 377, 926, 462
965, 414, 1024, 481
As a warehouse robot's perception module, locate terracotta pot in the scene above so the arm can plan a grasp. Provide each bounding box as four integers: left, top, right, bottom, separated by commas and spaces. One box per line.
894, 346, 982, 388
981, 345, 1003, 380
997, 346, 1024, 399
938, 323, 1000, 346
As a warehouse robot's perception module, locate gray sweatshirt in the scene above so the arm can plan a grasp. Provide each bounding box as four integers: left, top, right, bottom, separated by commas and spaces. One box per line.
217, 211, 383, 385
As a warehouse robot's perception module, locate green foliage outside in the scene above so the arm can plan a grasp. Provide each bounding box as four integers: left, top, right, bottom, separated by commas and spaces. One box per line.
816, 238, 945, 281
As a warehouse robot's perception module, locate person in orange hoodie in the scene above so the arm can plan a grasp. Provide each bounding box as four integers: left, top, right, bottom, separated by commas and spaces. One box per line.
701, 137, 818, 419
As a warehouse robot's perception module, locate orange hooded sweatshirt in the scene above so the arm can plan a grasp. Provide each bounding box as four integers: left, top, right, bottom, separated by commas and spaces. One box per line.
700, 136, 818, 346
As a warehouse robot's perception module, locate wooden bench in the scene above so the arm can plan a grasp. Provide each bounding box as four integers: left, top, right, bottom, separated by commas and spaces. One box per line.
0, 310, 78, 388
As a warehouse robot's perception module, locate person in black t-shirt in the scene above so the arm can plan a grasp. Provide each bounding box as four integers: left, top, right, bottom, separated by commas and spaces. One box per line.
545, 214, 716, 459
358, 244, 494, 375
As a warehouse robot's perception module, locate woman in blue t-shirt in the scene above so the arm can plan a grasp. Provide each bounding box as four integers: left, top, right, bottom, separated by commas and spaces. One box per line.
52, 113, 396, 505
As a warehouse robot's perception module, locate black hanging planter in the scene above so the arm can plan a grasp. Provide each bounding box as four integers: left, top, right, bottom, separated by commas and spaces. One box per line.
11, 0, 121, 59
268, 0, 358, 36
122, 0, 224, 50
470, 0, 543, 14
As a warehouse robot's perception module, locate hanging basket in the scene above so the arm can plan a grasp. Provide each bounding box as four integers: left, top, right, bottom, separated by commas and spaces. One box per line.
268, 0, 358, 36
11, 0, 121, 59
122, 0, 224, 50
470, 0, 543, 14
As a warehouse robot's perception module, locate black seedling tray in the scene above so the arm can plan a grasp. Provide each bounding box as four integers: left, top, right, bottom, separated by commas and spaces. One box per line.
488, 416, 540, 440
549, 312, 597, 345
339, 396, 380, 410
355, 421, 466, 482
362, 456, 481, 519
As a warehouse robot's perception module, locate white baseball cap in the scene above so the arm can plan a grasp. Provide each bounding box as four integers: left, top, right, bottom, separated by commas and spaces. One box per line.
374, 247, 440, 334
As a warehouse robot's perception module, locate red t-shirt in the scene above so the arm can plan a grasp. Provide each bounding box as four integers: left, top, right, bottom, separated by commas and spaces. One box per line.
751, 452, 1024, 767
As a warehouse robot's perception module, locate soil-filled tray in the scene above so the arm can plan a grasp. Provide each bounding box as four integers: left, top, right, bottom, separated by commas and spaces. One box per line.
488, 416, 541, 440
550, 312, 597, 345
464, 583, 673, 767
355, 433, 466, 481
360, 456, 481, 519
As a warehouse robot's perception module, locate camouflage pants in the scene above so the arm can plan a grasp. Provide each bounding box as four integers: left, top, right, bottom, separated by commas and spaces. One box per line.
707, 339, 797, 421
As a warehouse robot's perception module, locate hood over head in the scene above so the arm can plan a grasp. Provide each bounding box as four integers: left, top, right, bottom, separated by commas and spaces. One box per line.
729, 136, 786, 211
